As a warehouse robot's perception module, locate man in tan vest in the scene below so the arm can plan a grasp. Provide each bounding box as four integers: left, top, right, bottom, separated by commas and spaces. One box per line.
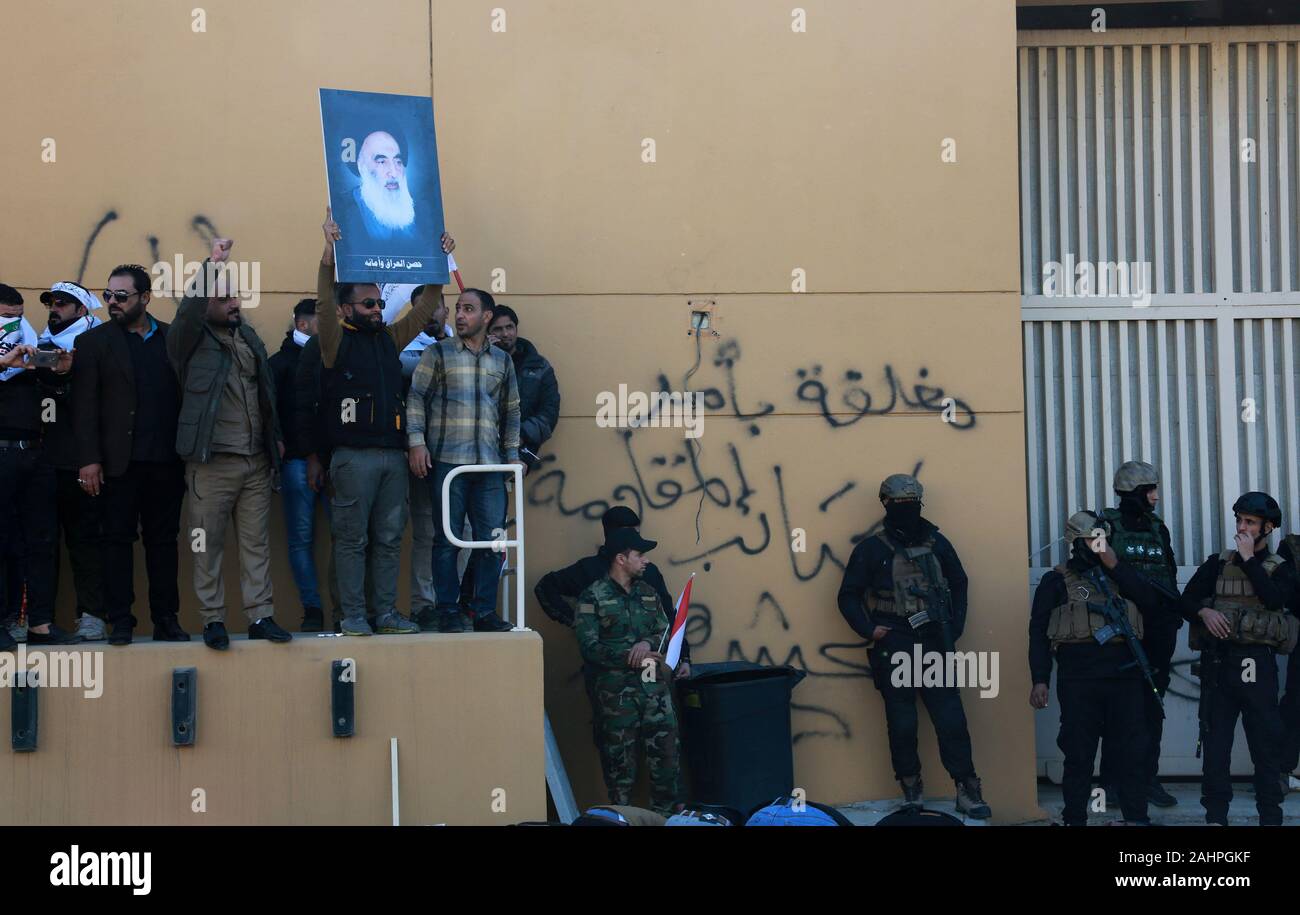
1028, 511, 1168, 825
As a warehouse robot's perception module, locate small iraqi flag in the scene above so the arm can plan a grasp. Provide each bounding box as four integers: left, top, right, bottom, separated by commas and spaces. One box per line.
664, 573, 694, 671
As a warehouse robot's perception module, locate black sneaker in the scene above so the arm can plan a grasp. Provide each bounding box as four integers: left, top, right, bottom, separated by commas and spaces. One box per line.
108, 619, 134, 646
1147, 779, 1177, 808
473, 612, 513, 633
955, 776, 992, 819
152, 616, 191, 641
203, 622, 230, 651
438, 611, 466, 633
0, 627, 15, 652
249, 617, 293, 642
300, 608, 323, 633
414, 607, 439, 632
27, 624, 84, 645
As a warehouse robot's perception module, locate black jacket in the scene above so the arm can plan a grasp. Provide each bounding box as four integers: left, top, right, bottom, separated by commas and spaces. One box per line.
319, 327, 406, 451
534, 550, 688, 662
836, 520, 969, 641
268, 332, 311, 460
1028, 557, 1166, 684
294, 336, 329, 462
0, 368, 41, 440
71, 317, 179, 477
510, 337, 560, 465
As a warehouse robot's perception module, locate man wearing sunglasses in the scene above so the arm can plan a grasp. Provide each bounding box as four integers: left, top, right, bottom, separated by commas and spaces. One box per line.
169, 238, 289, 651
315, 207, 455, 636
72, 265, 187, 646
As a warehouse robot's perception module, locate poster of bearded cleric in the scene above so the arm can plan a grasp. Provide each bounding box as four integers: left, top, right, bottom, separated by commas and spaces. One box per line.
319, 88, 450, 286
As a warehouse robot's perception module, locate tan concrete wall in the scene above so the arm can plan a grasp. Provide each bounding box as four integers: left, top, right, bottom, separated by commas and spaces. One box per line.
1, 0, 1038, 821
0, 634, 546, 825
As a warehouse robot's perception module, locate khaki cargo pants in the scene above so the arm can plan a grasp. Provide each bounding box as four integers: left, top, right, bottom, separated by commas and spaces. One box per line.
187, 452, 275, 625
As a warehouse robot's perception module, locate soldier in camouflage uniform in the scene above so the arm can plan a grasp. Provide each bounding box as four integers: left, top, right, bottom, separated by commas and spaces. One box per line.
575, 527, 682, 815
1279, 532, 1300, 785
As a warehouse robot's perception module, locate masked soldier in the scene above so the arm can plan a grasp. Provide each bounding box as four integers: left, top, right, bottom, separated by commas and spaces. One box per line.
836, 474, 989, 819
1030, 511, 1168, 825
1095, 461, 1181, 808
1180, 492, 1298, 826
575, 527, 683, 816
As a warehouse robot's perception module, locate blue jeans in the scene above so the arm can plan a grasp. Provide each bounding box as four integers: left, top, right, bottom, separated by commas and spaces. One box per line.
281, 457, 330, 610
430, 462, 507, 616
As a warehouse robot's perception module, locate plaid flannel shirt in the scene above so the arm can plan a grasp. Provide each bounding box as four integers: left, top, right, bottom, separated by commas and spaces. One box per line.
406, 335, 520, 464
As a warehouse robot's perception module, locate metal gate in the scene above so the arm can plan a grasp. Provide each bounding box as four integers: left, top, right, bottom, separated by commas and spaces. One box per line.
1018, 27, 1300, 776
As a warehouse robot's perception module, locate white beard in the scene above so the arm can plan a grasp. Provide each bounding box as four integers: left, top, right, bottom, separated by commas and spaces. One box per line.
358, 167, 416, 231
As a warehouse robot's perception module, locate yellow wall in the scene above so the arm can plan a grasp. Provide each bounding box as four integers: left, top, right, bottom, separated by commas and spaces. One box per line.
1, 0, 1038, 821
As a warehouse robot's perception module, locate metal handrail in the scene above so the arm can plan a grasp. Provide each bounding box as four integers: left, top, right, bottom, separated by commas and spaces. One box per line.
439, 463, 526, 630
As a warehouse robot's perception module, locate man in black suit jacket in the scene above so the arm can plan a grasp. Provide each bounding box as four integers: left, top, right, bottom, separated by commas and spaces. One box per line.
72, 264, 188, 645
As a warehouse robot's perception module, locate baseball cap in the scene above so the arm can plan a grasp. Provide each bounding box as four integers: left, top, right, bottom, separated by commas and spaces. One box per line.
604, 527, 657, 557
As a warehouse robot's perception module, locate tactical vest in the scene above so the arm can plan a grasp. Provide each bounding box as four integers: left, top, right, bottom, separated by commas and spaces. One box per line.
865, 532, 949, 623
1099, 508, 1176, 591
1188, 550, 1297, 653
1046, 564, 1144, 648
320, 327, 406, 451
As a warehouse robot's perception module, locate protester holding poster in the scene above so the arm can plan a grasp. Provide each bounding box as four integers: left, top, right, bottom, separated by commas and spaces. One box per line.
320, 88, 450, 287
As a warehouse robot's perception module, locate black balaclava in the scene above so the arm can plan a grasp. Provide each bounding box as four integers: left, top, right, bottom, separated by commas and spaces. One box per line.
1068, 537, 1102, 571
883, 500, 925, 545
1117, 484, 1156, 527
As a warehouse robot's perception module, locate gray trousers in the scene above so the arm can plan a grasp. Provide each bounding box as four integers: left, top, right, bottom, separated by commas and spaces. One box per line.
329, 446, 408, 620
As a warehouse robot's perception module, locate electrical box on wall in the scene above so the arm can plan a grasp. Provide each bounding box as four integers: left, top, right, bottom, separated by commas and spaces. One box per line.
687, 298, 720, 336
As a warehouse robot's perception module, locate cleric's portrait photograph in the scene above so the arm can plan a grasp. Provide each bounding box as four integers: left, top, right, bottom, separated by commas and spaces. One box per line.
320, 88, 449, 286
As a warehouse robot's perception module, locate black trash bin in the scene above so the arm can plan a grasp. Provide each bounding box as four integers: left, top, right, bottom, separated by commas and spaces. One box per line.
677, 661, 806, 816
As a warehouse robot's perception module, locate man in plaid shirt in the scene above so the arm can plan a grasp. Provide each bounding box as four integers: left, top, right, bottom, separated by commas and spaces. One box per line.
407, 287, 522, 633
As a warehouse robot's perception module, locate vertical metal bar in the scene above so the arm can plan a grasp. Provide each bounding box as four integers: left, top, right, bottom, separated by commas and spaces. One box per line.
1195, 319, 1213, 559
1082, 320, 1097, 504
1100, 320, 1115, 496
1262, 318, 1278, 497
1176, 320, 1194, 563
1078, 46, 1090, 272
1242, 318, 1258, 488
1115, 47, 1128, 268
1280, 42, 1292, 291
1191, 43, 1206, 294
1096, 45, 1109, 269
1153, 45, 1166, 293
390, 737, 400, 826
1063, 322, 1079, 521
1172, 43, 1185, 293
1283, 318, 1299, 526
1156, 320, 1174, 543
1060, 47, 1073, 278
1214, 39, 1243, 530
1239, 42, 1253, 292
1259, 43, 1272, 292
1135, 44, 1148, 274
1043, 322, 1061, 565
1040, 47, 1056, 288
1119, 320, 1133, 460
1025, 323, 1044, 563
1138, 321, 1153, 461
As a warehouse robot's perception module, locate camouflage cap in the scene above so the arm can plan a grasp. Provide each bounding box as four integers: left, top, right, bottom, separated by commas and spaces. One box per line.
879, 474, 923, 502
1065, 510, 1104, 543
1113, 460, 1159, 493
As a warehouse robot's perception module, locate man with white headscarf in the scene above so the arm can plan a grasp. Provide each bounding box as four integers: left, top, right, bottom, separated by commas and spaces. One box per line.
37, 282, 107, 640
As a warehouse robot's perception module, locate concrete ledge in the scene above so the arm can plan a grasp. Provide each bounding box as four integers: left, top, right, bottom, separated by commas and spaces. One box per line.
0, 632, 545, 825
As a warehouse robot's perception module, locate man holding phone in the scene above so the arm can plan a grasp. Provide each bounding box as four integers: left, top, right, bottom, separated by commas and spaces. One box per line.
0, 283, 80, 649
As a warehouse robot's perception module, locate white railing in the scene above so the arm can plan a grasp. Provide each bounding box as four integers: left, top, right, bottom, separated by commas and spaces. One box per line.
439, 463, 526, 630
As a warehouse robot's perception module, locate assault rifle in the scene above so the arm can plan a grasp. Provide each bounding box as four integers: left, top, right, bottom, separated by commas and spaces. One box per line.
903, 546, 954, 652
1088, 567, 1165, 719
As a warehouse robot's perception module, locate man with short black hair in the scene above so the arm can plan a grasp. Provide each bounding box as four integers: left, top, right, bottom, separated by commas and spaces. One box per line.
407, 286, 521, 634
169, 237, 289, 650
576, 527, 683, 815
486, 305, 559, 470
270, 297, 334, 632
316, 208, 454, 636
73, 264, 187, 645
0, 283, 80, 649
